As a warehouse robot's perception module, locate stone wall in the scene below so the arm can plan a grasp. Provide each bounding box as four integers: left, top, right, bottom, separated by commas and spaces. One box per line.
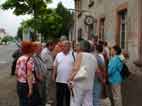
76, 0, 140, 66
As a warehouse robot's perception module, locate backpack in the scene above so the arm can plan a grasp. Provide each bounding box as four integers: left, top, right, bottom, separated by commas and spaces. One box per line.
120, 62, 131, 80
118, 58, 131, 80
33, 55, 47, 82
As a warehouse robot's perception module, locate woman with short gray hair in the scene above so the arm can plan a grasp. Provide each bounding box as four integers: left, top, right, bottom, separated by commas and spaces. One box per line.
68, 40, 98, 106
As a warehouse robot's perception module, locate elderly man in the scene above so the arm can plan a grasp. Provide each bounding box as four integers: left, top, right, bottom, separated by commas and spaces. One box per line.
40, 41, 55, 104
52, 40, 75, 106
52, 36, 67, 57
32, 42, 47, 106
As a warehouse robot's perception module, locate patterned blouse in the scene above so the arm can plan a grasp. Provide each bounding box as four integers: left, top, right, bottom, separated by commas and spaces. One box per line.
16, 55, 35, 83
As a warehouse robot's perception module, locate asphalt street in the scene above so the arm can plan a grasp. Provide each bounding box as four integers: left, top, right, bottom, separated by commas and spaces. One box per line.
0, 44, 17, 79
0, 44, 18, 106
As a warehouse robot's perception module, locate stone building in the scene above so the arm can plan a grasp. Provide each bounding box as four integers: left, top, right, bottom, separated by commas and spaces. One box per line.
73, 0, 142, 70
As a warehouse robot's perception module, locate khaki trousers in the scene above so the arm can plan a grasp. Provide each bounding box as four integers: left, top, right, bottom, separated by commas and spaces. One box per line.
111, 84, 122, 106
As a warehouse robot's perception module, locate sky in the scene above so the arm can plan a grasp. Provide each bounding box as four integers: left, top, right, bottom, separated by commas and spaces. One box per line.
0, 0, 74, 36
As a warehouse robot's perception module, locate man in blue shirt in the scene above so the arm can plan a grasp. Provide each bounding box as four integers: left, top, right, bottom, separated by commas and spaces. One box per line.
108, 45, 123, 106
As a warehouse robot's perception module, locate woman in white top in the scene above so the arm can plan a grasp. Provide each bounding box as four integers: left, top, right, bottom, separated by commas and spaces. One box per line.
68, 40, 98, 106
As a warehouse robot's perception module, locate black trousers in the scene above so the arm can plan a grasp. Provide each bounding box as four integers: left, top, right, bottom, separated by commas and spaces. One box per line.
56, 82, 70, 106
17, 82, 41, 106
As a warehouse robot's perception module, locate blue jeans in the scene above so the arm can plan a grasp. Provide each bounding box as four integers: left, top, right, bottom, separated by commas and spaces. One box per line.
93, 78, 103, 106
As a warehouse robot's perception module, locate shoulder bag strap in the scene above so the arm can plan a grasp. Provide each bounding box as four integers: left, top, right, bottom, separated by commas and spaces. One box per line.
72, 51, 76, 62
25, 56, 31, 82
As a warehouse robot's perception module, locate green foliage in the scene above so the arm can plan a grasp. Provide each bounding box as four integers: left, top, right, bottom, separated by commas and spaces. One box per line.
1, 0, 52, 15
38, 11, 63, 40
1, 0, 52, 41
55, 3, 74, 37
1, 36, 14, 43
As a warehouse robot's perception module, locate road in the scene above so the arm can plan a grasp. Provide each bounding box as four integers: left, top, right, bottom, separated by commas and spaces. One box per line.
0, 44, 142, 106
0, 44, 17, 80
0, 44, 18, 106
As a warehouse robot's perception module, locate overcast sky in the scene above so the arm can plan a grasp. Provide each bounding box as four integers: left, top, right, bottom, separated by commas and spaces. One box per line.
0, 0, 74, 36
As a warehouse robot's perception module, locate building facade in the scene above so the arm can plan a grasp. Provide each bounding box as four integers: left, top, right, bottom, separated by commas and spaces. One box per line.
74, 0, 142, 69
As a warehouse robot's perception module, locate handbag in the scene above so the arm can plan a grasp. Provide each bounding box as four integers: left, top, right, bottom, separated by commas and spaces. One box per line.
74, 66, 88, 81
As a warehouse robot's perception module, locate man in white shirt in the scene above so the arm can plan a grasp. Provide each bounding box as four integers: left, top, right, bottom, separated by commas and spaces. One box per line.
52, 40, 75, 106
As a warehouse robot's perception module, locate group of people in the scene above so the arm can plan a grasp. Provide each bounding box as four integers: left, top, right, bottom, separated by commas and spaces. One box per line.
13, 36, 129, 106
14, 40, 55, 106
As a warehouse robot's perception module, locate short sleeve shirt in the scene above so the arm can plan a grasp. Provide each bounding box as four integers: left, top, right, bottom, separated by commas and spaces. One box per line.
53, 52, 74, 84
16, 55, 35, 83
41, 48, 53, 70
96, 54, 105, 66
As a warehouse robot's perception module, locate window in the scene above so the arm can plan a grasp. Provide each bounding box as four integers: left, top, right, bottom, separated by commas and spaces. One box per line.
99, 18, 105, 40
75, 0, 82, 17
78, 0, 81, 11
84, 16, 96, 40
94, 20, 97, 35
119, 10, 127, 49
78, 28, 82, 41
88, 24, 94, 39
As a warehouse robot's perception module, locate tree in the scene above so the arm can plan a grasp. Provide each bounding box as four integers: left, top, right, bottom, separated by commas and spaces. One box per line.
17, 2, 74, 40
1, 0, 52, 15
55, 2, 74, 38
38, 10, 63, 41
18, 9, 63, 41
34, 3, 74, 41
11, 2, 73, 41
1, 0, 52, 40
